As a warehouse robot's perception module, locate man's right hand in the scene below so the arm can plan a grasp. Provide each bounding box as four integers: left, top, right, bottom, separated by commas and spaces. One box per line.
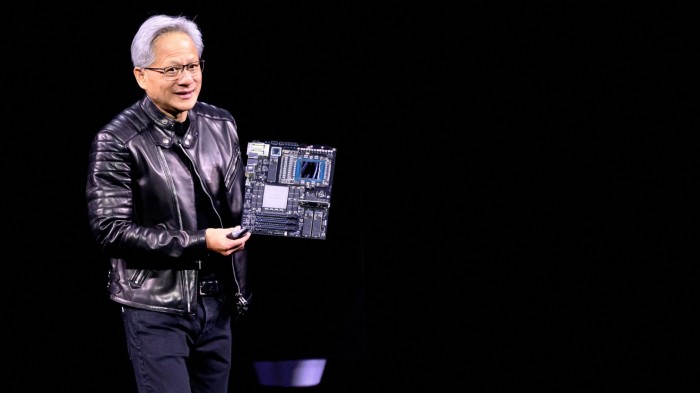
205, 226, 251, 256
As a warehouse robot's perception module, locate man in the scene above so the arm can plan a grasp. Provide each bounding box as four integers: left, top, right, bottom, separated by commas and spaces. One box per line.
86, 14, 251, 393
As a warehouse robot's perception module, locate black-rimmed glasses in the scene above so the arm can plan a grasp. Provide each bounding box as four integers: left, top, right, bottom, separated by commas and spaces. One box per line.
143, 60, 205, 80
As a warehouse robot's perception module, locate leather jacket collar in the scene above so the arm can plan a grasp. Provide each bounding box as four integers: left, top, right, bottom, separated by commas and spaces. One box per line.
139, 96, 199, 149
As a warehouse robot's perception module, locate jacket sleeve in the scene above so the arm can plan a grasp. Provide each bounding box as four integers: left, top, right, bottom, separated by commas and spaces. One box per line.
85, 129, 207, 262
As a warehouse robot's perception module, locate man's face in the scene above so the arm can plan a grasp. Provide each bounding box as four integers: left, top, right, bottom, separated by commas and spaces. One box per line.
134, 31, 202, 121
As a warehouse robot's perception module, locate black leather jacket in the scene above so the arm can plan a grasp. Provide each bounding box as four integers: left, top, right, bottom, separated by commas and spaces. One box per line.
86, 95, 249, 316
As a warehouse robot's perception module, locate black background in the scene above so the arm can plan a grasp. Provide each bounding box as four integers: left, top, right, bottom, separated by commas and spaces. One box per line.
8, 3, 697, 392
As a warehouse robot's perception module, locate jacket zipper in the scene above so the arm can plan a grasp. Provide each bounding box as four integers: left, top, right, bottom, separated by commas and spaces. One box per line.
178, 143, 245, 298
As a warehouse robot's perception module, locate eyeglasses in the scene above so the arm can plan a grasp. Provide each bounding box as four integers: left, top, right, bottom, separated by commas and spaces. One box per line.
143, 60, 205, 81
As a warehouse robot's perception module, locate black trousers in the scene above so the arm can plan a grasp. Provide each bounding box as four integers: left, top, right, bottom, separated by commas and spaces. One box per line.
121, 295, 234, 393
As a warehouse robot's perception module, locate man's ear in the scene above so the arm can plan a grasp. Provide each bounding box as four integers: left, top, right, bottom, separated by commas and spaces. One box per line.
134, 68, 147, 89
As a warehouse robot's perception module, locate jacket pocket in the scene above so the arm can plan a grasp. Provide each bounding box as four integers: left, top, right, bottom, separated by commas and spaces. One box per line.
129, 269, 151, 289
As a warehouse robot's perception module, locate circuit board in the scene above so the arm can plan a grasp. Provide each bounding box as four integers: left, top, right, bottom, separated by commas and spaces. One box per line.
241, 140, 336, 239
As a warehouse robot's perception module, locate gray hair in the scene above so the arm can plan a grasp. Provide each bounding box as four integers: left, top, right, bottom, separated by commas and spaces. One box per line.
131, 15, 204, 68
